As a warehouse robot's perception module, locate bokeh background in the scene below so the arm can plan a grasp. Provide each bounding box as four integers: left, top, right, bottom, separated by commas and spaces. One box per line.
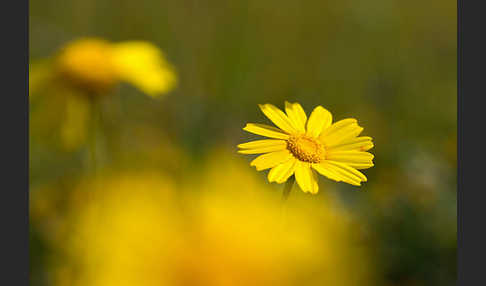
29, 0, 457, 285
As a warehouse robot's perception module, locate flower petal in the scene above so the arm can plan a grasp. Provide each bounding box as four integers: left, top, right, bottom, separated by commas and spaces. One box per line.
237, 139, 287, 149
258, 104, 297, 134
320, 118, 356, 137
326, 151, 374, 170
294, 161, 319, 194
284, 101, 307, 132
326, 151, 374, 163
320, 161, 367, 186
340, 162, 374, 170
250, 150, 293, 171
327, 136, 374, 151
320, 119, 363, 146
268, 158, 297, 184
111, 41, 177, 97
312, 163, 343, 182
237, 144, 287, 154
243, 123, 289, 139
306, 106, 332, 138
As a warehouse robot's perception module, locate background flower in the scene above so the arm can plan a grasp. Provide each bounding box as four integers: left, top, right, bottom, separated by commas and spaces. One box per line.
33, 38, 177, 97
30, 38, 177, 151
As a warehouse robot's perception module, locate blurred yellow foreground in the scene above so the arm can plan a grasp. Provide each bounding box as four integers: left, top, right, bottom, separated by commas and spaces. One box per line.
32, 150, 378, 286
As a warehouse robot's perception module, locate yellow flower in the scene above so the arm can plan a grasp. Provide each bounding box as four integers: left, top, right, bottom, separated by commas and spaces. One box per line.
55, 38, 177, 96
238, 102, 374, 194
44, 159, 378, 286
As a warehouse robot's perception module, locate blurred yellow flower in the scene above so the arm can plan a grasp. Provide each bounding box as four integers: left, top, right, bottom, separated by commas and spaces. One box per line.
46, 173, 180, 286
55, 38, 177, 97
29, 38, 178, 151
239, 102, 374, 193
45, 154, 378, 286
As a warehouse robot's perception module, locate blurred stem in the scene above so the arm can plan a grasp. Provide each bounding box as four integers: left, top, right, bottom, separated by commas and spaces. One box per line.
85, 94, 104, 210
281, 176, 294, 203
88, 95, 101, 175
280, 176, 294, 230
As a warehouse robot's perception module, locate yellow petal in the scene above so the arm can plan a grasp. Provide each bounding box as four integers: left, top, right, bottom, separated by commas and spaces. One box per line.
326, 151, 374, 170
237, 139, 287, 149
360, 143, 374, 152
341, 162, 374, 169
326, 151, 374, 164
284, 101, 307, 132
268, 158, 297, 184
250, 150, 293, 171
320, 118, 357, 138
327, 136, 374, 151
243, 123, 289, 139
258, 104, 296, 134
306, 106, 332, 138
237, 144, 287, 154
294, 161, 319, 194
320, 119, 362, 146
321, 161, 367, 186
111, 41, 177, 97
311, 163, 343, 182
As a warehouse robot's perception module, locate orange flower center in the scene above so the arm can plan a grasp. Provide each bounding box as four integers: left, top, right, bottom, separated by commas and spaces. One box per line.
287, 135, 325, 163
56, 39, 118, 94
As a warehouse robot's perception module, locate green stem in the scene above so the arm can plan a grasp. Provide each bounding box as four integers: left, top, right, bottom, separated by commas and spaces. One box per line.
86, 94, 103, 206
280, 176, 295, 230
281, 176, 295, 203
87, 95, 102, 175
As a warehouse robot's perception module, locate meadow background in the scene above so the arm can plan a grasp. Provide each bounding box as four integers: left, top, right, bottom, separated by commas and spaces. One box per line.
30, 0, 457, 285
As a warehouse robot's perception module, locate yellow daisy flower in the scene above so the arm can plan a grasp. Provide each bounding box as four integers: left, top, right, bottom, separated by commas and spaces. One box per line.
29, 38, 178, 151
55, 38, 177, 97
238, 102, 374, 194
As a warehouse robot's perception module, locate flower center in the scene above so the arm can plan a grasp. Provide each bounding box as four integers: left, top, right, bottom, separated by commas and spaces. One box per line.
56, 39, 118, 94
287, 135, 325, 163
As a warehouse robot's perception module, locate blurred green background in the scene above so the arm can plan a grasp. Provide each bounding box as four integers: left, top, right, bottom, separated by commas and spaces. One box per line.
30, 0, 456, 285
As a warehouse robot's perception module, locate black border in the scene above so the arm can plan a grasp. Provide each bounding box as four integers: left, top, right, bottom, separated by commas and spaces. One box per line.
458, 0, 486, 285
2, 0, 29, 285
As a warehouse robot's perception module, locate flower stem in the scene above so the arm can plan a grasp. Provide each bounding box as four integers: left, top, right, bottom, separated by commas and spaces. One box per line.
86, 94, 103, 206
280, 176, 295, 230
86, 93, 106, 179
88, 96, 100, 174
281, 176, 295, 203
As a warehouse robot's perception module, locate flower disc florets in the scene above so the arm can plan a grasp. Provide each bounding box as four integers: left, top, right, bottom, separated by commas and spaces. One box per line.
287, 134, 325, 163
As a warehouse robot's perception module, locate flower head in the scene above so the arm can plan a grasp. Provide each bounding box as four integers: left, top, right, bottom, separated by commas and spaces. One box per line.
55, 38, 177, 96
55, 39, 118, 94
238, 102, 374, 194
